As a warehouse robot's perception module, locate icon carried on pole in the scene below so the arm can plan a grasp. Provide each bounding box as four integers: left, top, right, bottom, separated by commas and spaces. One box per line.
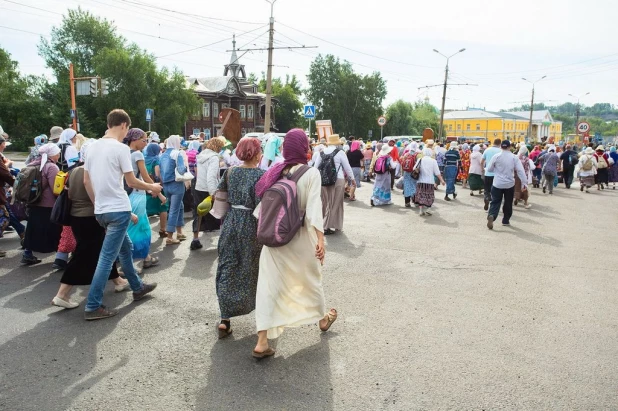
146, 109, 154, 122
304, 105, 315, 119
377, 116, 387, 127
577, 121, 590, 134
70, 109, 76, 119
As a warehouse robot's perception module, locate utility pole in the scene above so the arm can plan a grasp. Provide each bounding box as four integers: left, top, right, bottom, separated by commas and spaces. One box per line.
263, 0, 277, 134
522, 76, 546, 142
69, 63, 78, 131
433, 48, 466, 142
569, 92, 590, 137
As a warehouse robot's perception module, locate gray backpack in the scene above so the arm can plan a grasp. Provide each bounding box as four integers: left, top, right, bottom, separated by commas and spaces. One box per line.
257, 165, 311, 247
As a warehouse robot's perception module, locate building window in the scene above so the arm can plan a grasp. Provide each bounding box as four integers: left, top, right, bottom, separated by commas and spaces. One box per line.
457, 124, 461, 131
240, 104, 246, 119
466, 124, 470, 131
248, 104, 254, 119
476, 124, 480, 131
213, 103, 219, 119
448, 124, 452, 131
203, 102, 210, 118
222, 103, 230, 109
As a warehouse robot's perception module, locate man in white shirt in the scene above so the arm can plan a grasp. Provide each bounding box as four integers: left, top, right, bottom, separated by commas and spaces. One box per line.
486, 140, 527, 230
83, 109, 162, 320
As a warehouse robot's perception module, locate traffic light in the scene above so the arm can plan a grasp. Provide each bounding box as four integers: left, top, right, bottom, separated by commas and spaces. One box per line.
90, 78, 98, 97
101, 79, 109, 96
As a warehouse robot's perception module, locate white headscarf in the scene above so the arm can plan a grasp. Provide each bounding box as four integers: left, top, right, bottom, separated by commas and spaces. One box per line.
166, 135, 182, 160
405, 141, 419, 154
422, 147, 433, 157
473, 144, 481, 153
38, 143, 61, 171
188, 141, 201, 151
518, 145, 529, 156
59, 128, 77, 145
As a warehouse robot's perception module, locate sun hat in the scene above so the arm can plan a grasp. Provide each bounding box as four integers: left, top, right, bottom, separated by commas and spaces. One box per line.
426, 139, 435, 148
189, 134, 199, 140
50, 126, 63, 141
596, 145, 605, 151
585, 147, 594, 155
326, 134, 342, 146
380, 145, 393, 156
365, 143, 372, 149
449, 142, 458, 150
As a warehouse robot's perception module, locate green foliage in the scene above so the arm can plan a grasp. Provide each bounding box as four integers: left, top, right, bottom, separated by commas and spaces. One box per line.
0, 48, 52, 151
384, 100, 439, 137
306, 54, 387, 139
37, 8, 199, 138
253, 73, 304, 132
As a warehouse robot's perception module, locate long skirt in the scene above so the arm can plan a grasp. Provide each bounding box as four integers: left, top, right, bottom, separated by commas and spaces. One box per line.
146, 189, 168, 216
468, 173, 483, 191
580, 175, 595, 187
514, 175, 529, 202
321, 178, 345, 230
23, 206, 61, 253
61, 216, 119, 285
127, 191, 151, 259
255, 216, 325, 339
192, 187, 220, 233
413, 183, 435, 208
216, 208, 262, 318
352, 167, 362, 187
363, 159, 372, 178
403, 171, 418, 198
595, 168, 609, 185
371, 172, 392, 206
444, 165, 458, 195
609, 164, 618, 182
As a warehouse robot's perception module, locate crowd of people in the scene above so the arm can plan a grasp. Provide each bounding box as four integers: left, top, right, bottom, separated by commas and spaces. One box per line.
0, 115, 617, 356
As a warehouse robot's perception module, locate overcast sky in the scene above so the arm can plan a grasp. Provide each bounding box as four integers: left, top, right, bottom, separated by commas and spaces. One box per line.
2, 0, 616, 112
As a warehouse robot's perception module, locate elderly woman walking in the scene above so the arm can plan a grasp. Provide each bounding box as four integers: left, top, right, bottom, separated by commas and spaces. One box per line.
21, 143, 62, 265
444, 142, 460, 201
402, 142, 420, 207
468, 144, 484, 196
124, 128, 160, 268
578, 147, 597, 193
144, 143, 168, 237
252, 129, 336, 359
413, 148, 445, 216
514, 145, 534, 209
458, 143, 471, 188
346, 140, 364, 200
370, 144, 395, 206
191, 137, 224, 250
215, 137, 265, 338
608, 146, 618, 189
159, 135, 188, 245
594, 145, 610, 190
314, 134, 354, 235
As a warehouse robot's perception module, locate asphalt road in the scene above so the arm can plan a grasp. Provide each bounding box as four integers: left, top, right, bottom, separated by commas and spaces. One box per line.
0, 179, 617, 410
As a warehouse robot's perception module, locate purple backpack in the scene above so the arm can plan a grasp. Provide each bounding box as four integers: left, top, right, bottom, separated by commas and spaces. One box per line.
257, 165, 311, 247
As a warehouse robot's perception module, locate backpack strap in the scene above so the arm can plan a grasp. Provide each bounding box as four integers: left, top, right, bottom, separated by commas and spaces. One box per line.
287, 165, 311, 183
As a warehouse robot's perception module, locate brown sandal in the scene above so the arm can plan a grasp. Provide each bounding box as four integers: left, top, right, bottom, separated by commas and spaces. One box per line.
320, 308, 338, 332
217, 320, 233, 339
252, 347, 275, 359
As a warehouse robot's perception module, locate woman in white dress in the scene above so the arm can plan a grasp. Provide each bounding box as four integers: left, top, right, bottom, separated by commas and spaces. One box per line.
252, 128, 338, 359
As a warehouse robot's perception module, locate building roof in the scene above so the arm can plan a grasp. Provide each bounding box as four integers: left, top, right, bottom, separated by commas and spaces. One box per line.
503, 110, 554, 123
187, 77, 234, 93
444, 109, 561, 124
443, 110, 500, 120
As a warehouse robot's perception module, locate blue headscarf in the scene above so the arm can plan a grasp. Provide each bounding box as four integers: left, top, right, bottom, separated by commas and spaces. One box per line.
144, 142, 161, 167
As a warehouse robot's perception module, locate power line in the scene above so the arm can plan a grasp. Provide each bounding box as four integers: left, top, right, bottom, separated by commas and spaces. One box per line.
277, 21, 439, 69
0, 24, 47, 36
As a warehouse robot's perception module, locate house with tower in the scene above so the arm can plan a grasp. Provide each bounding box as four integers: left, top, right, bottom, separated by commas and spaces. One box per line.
184, 36, 274, 139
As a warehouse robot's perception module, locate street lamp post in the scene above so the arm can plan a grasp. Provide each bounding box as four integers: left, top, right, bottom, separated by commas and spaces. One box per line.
522, 76, 546, 142
434, 48, 466, 142
568, 92, 590, 137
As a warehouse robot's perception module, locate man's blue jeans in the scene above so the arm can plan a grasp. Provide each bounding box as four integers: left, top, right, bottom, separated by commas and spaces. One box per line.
85, 212, 142, 312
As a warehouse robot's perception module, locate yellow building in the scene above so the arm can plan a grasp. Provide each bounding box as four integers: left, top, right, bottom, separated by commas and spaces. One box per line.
443, 110, 562, 143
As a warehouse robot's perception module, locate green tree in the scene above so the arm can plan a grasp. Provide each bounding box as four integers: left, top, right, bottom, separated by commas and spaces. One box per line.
306, 54, 387, 139
253, 73, 304, 132
0, 48, 52, 150
384, 100, 439, 136
38, 8, 199, 137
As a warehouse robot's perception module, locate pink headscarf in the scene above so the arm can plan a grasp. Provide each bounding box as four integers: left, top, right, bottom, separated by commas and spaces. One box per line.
350, 141, 361, 152
255, 128, 309, 197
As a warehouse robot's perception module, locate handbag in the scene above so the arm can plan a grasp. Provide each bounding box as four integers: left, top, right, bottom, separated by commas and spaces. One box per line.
411, 158, 422, 180
210, 168, 232, 219
50, 189, 72, 226
175, 167, 194, 182
395, 176, 404, 190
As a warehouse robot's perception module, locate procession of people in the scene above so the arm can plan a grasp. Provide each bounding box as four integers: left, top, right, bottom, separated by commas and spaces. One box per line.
0, 113, 616, 358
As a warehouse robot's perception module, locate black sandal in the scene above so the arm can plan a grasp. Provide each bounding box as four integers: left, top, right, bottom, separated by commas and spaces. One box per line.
217, 320, 232, 339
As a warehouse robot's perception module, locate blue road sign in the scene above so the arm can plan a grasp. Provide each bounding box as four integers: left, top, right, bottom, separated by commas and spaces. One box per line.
304, 105, 315, 119
146, 108, 154, 122
70, 109, 76, 119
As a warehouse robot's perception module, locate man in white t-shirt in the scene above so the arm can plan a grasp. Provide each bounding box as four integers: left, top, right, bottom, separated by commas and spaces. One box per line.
83, 109, 162, 320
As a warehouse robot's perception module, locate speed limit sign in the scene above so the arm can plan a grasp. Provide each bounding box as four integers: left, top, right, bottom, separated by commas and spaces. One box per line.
377, 116, 387, 127
577, 122, 591, 133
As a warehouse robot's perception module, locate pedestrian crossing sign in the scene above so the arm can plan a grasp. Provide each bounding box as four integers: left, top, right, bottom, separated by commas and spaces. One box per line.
304, 105, 315, 119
